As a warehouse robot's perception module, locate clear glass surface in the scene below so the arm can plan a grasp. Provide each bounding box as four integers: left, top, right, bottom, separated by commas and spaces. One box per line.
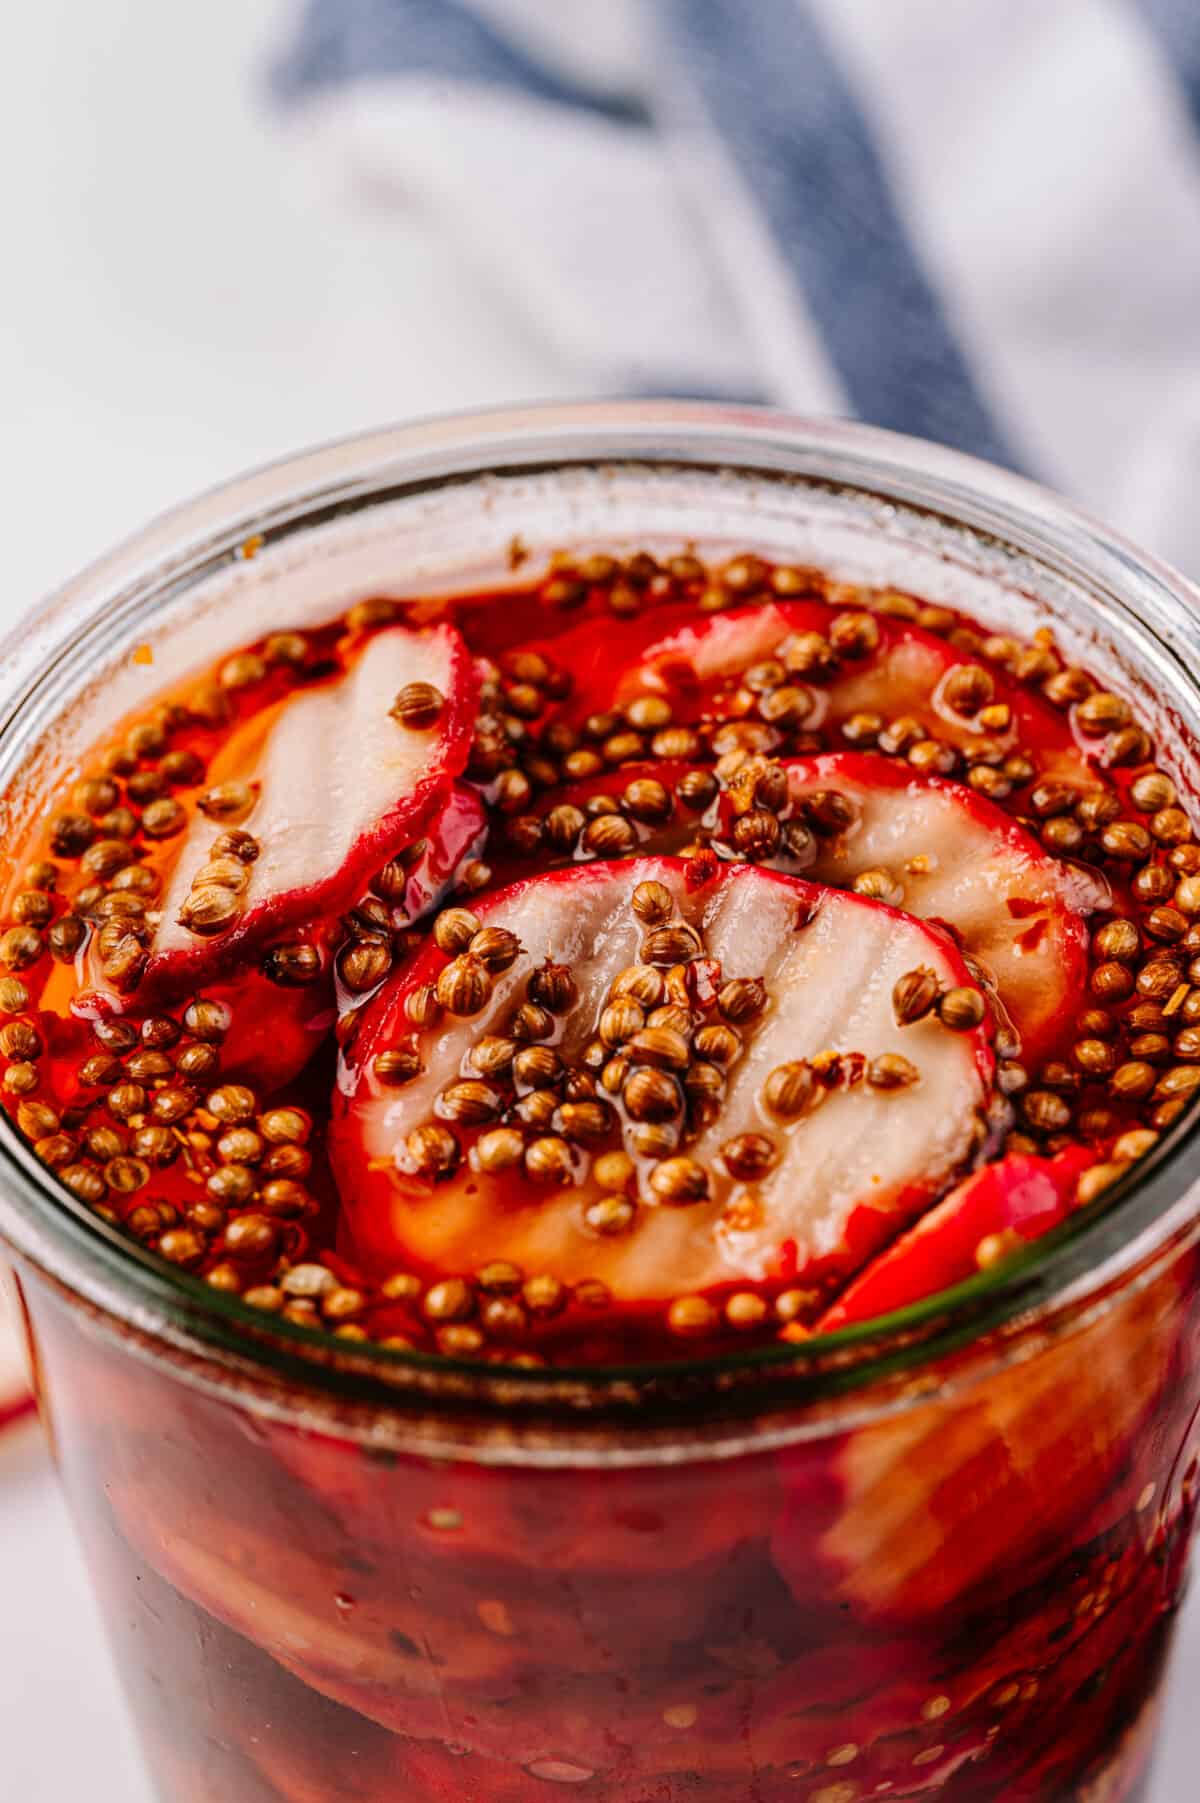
3, 402, 1200, 1801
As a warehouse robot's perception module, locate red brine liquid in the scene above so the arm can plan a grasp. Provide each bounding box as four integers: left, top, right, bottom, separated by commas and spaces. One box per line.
5, 549, 1200, 1801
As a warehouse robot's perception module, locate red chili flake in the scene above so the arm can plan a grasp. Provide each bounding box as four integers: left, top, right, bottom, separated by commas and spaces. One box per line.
687, 957, 722, 1009
684, 847, 720, 891
776, 1238, 799, 1282
1017, 918, 1049, 953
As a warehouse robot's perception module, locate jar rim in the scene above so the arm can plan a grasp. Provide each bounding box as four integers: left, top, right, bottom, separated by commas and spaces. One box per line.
4, 398, 1200, 1428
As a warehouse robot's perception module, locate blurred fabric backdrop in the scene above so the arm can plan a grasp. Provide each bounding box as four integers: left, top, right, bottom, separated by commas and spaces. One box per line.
5, 0, 1200, 620
2, 3, 1200, 1798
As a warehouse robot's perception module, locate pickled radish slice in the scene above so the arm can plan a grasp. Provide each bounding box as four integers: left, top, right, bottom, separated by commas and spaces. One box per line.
780, 753, 1097, 1060
608, 600, 1092, 779
267, 1424, 779, 1578
776, 1259, 1182, 1621
818, 1147, 1096, 1330
105, 623, 476, 1004
110, 1485, 728, 1768
493, 750, 1093, 1062
333, 858, 993, 1300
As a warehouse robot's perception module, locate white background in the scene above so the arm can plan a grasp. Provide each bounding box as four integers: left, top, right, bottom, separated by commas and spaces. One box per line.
0, 4, 1196, 1798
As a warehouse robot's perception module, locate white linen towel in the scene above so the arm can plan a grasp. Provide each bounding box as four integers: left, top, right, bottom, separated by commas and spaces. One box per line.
269, 0, 1200, 575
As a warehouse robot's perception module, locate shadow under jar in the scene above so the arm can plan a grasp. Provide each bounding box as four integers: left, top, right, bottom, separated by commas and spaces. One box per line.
3, 403, 1200, 1803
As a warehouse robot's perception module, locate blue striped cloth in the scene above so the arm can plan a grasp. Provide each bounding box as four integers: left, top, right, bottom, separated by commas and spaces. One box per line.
271, 0, 1200, 573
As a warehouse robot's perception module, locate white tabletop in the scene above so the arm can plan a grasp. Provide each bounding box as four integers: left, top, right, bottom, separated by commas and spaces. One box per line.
0, 3, 1194, 1797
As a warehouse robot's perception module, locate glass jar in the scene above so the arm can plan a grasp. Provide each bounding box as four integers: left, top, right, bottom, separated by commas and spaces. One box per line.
3, 402, 1200, 1803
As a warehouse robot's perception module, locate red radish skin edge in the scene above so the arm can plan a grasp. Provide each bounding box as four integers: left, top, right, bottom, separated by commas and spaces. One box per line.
818, 1147, 1097, 1330
782, 750, 1087, 883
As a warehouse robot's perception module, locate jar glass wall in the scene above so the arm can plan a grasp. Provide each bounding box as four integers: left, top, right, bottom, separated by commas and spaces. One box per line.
4, 403, 1200, 1802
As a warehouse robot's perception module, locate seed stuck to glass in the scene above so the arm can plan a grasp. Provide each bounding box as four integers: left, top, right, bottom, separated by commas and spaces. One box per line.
464, 1037, 513, 1083
256, 1173, 310, 1214
541, 803, 586, 853
141, 797, 186, 839
676, 769, 719, 812
206, 1161, 255, 1206
46, 915, 87, 962
33, 1133, 78, 1170
1091, 960, 1135, 1002
641, 923, 703, 967
686, 1023, 736, 1071
1075, 691, 1130, 735
223, 1213, 280, 1261
78, 1052, 122, 1088
592, 995, 639, 1049
204, 1083, 256, 1126
17, 1101, 60, 1140
589, 1150, 631, 1193
511, 1044, 561, 1092
1133, 864, 1176, 905
11, 891, 53, 928
853, 866, 903, 905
